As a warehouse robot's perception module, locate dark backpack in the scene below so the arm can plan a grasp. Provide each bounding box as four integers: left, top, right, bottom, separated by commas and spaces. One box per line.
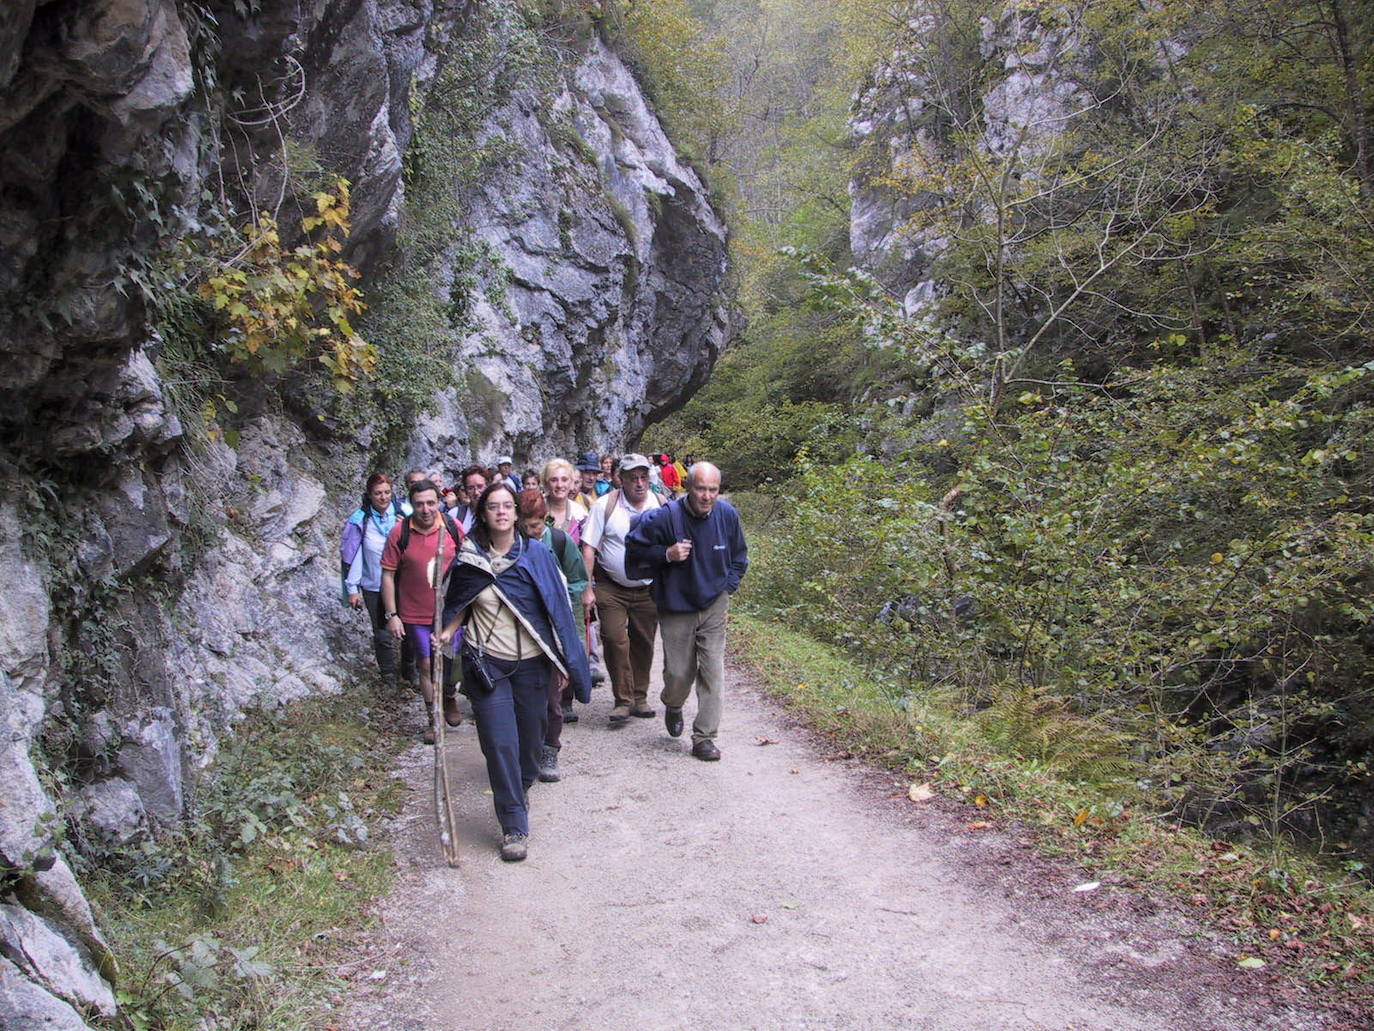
397, 513, 462, 555
548, 525, 572, 563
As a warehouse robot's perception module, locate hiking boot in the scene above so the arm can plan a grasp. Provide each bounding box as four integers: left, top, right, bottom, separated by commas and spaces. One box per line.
608, 705, 630, 727
691, 739, 721, 762
562, 708, 579, 724
629, 704, 656, 718
500, 832, 528, 862
537, 745, 561, 783
443, 693, 463, 727
664, 706, 684, 738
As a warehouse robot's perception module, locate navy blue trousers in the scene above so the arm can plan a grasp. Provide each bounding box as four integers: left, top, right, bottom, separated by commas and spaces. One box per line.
463, 654, 550, 836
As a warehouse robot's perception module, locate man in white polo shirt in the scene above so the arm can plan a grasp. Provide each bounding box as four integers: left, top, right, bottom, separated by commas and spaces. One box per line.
581, 454, 662, 727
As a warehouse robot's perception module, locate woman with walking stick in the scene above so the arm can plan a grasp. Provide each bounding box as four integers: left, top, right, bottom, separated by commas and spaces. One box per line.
437, 483, 591, 862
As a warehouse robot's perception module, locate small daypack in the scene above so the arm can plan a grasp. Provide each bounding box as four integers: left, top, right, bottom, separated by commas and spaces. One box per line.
397, 513, 462, 555
547, 525, 573, 564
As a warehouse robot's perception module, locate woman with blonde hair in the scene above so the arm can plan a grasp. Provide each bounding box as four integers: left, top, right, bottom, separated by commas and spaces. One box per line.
541, 457, 588, 542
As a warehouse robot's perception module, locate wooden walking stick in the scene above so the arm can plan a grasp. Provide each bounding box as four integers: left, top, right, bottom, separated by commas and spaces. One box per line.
432, 522, 461, 868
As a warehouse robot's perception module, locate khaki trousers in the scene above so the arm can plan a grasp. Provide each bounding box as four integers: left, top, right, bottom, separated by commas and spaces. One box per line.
658, 593, 729, 744
595, 579, 658, 708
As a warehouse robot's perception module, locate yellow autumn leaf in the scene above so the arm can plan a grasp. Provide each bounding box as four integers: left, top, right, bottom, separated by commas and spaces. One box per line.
1073, 809, 1089, 826
908, 783, 935, 802
973, 794, 988, 808
1210, 552, 1224, 564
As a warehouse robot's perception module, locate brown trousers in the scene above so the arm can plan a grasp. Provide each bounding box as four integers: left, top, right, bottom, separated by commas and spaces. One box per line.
594, 578, 658, 708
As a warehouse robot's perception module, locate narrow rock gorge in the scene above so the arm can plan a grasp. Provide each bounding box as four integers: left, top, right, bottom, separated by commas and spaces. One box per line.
0, 1, 730, 1024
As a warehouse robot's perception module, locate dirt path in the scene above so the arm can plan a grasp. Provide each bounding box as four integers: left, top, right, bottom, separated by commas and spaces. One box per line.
341, 643, 1337, 1031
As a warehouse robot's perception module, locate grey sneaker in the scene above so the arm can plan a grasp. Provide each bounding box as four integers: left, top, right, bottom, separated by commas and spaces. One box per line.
537, 744, 561, 783
500, 832, 528, 862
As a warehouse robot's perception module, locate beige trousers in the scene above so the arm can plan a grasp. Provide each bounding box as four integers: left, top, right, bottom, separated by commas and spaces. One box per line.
658, 593, 729, 744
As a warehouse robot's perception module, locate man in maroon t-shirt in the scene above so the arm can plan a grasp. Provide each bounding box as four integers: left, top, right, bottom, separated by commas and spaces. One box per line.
380, 480, 462, 742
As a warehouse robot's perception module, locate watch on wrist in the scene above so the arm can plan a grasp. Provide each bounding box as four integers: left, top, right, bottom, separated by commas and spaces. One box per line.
385, 612, 398, 621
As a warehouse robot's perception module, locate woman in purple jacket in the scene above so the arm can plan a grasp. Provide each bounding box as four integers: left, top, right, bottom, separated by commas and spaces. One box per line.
340, 473, 410, 684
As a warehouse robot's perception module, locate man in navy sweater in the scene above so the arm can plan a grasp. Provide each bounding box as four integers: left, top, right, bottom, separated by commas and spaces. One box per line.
625, 461, 748, 760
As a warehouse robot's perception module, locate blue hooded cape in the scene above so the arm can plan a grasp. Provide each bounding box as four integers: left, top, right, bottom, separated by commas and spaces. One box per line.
443, 534, 593, 702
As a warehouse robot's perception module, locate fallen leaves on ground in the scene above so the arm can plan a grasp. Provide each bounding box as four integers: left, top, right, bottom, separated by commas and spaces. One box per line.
755, 736, 779, 745
908, 783, 935, 802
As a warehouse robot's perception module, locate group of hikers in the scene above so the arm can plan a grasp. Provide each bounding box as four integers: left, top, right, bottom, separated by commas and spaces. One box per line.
339, 450, 749, 862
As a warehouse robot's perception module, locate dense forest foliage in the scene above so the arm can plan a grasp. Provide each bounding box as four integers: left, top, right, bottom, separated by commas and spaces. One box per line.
642, 0, 1374, 864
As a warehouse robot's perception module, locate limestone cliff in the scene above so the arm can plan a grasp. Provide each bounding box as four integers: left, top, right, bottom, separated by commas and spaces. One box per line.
848, 2, 1083, 318
0, 0, 730, 1024
412, 30, 730, 466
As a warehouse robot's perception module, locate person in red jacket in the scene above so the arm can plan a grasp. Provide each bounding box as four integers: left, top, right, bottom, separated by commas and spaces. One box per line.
658, 453, 681, 496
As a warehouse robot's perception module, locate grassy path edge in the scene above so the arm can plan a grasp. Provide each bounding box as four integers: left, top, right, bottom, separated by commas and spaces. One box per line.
730, 611, 1374, 1012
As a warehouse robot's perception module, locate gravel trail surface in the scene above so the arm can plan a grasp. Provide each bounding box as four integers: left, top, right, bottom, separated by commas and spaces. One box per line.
341, 644, 1336, 1031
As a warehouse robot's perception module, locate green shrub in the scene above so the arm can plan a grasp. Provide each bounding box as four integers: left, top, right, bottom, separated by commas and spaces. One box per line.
82, 694, 402, 1031
747, 351, 1374, 850
195, 180, 374, 391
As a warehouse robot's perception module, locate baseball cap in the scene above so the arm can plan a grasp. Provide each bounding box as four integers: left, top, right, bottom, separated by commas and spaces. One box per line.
619, 453, 651, 473
496, 455, 513, 466
576, 450, 601, 472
